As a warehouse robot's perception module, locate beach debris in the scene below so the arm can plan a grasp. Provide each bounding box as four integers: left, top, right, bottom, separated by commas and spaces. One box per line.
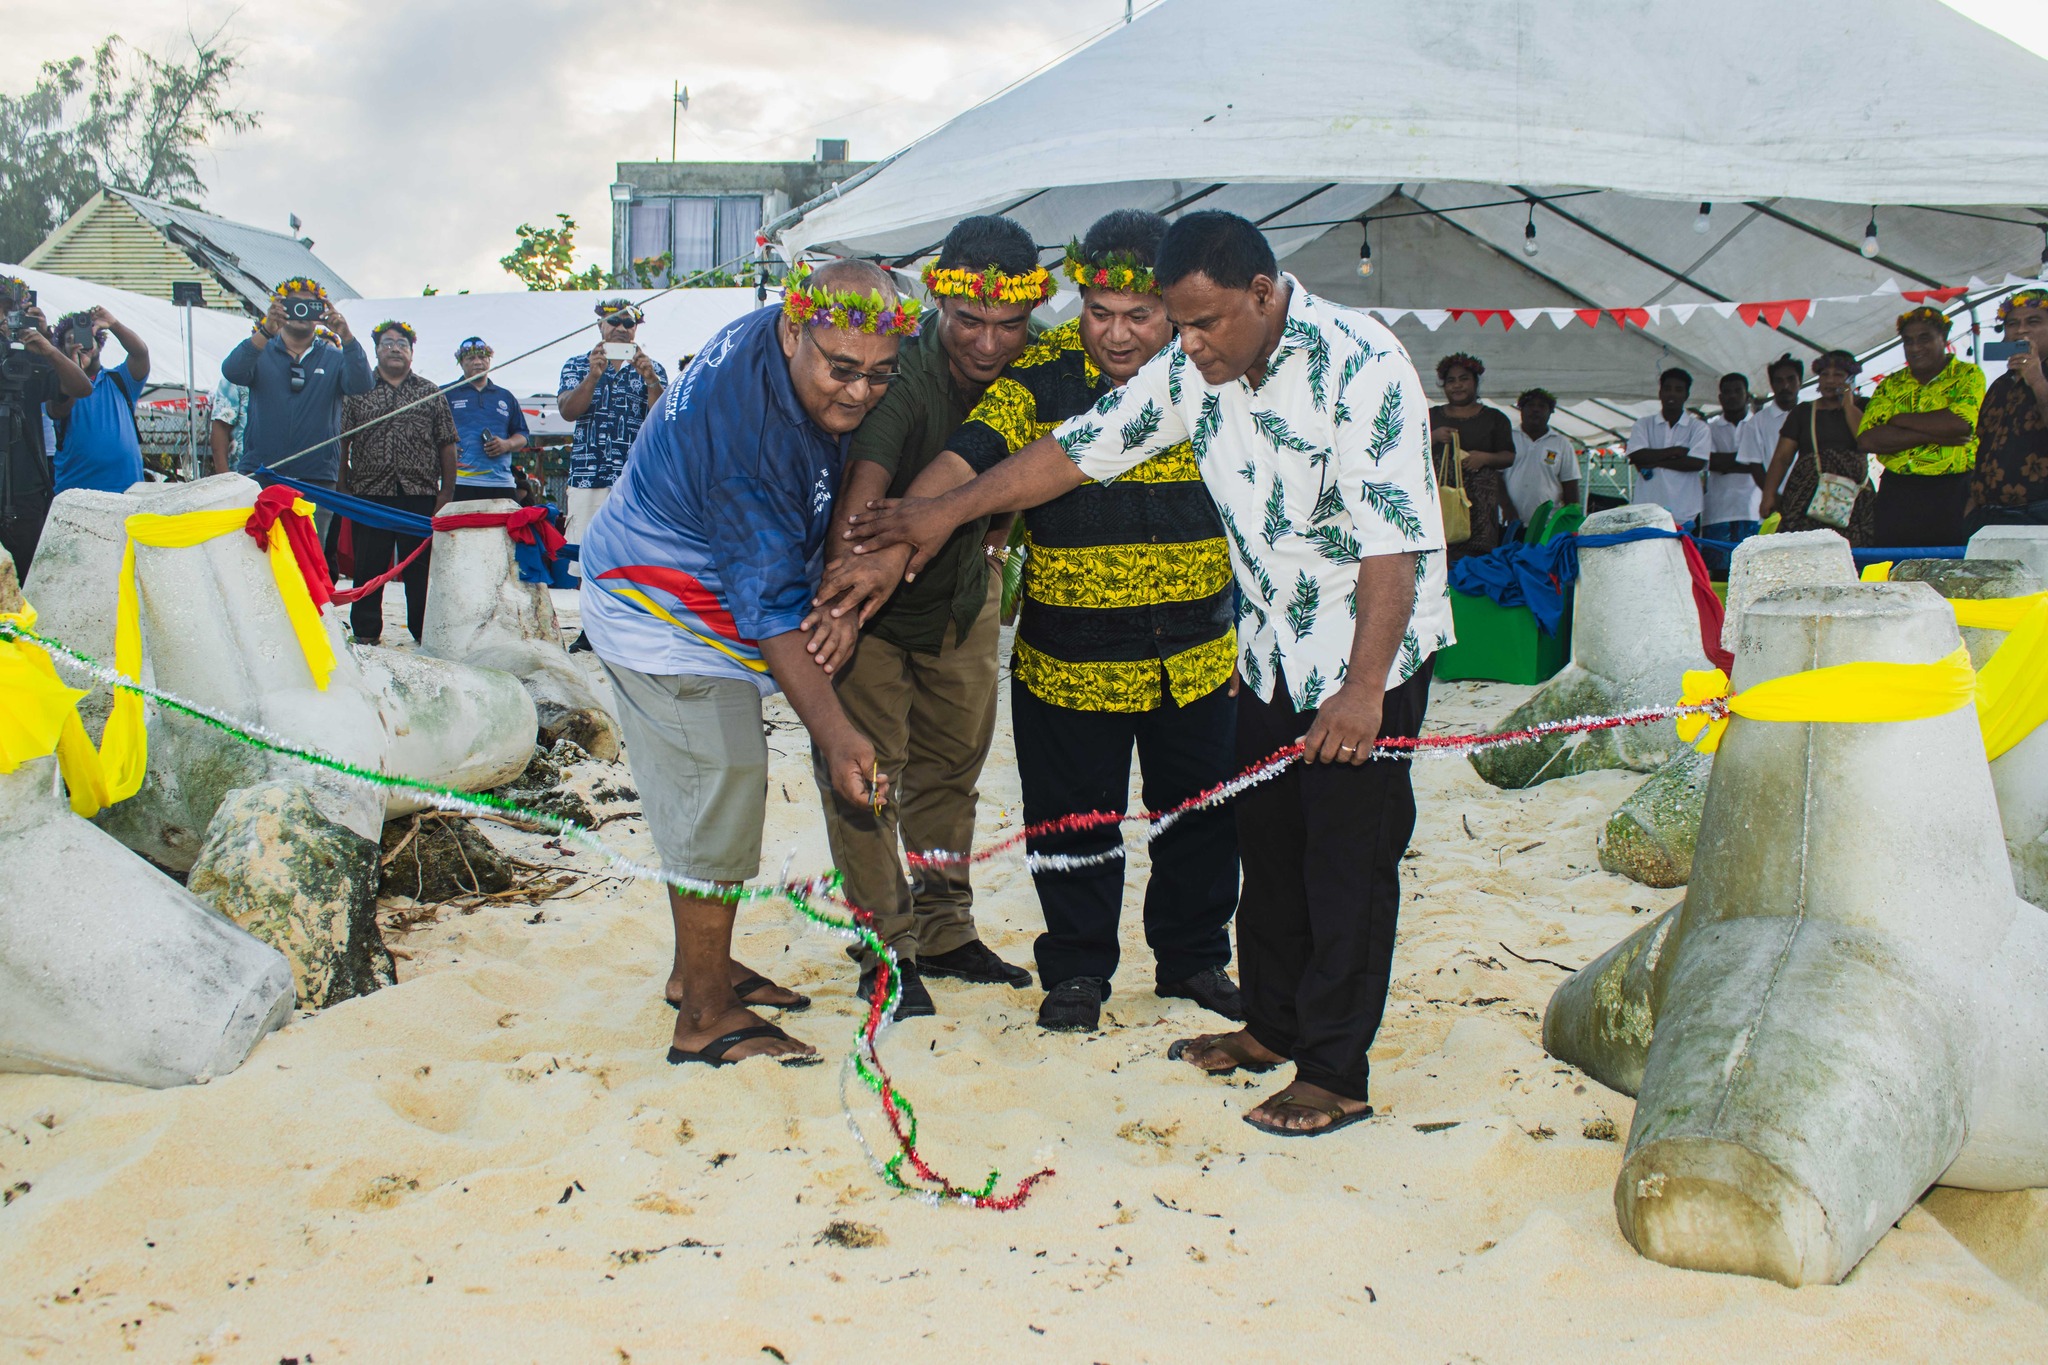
489, 750, 594, 829
1414, 1121, 1459, 1134
378, 813, 513, 902
355, 1175, 418, 1210
1583, 1117, 1619, 1141
815, 1220, 886, 1249
187, 780, 392, 1007
1545, 582, 2048, 1285
1471, 504, 1711, 789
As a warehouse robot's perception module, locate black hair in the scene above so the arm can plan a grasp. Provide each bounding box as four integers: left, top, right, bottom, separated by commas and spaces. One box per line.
1719, 372, 1749, 390
1436, 352, 1485, 384
1155, 211, 1277, 291
1813, 349, 1862, 376
1765, 352, 1805, 383
1659, 367, 1694, 391
1517, 387, 1557, 408
936, 215, 1039, 276
1079, 208, 1169, 267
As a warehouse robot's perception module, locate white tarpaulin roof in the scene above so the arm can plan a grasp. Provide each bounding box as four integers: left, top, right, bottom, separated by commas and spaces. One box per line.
777, 0, 2048, 425
1, 265, 760, 400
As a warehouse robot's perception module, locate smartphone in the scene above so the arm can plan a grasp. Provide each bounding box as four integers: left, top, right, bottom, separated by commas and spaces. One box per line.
603, 341, 637, 362
2016, 339, 2034, 356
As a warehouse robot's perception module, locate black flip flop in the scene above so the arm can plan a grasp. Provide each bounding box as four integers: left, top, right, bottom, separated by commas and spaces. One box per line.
665, 1023, 821, 1068
664, 974, 812, 1012
1241, 1093, 1374, 1138
1168, 1033, 1278, 1075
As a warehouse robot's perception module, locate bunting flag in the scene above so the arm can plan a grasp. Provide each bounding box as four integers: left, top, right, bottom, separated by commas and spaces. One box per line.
1356, 276, 2045, 333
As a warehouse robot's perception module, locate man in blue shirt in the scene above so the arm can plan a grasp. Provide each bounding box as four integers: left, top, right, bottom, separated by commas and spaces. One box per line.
221, 279, 372, 534
580, 259, 913, 1067
557, 298, 666, 542
446, 336, 531, 503
48, 306, 150, 494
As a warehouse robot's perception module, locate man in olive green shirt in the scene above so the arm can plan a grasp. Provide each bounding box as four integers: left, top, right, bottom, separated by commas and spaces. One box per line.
805, 216, 1046, 1017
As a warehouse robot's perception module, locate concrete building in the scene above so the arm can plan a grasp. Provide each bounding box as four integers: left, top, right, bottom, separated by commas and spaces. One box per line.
24, 188, 358, 318
609, 141, 872, 283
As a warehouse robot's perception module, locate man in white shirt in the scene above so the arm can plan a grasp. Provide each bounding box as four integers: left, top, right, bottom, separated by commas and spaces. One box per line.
1625, 368, 1710, 527
1748, 353, 1804, 499
1506, 387, 1581, 522
842, 210, 1448, 1138
1701, 372, 1765, 573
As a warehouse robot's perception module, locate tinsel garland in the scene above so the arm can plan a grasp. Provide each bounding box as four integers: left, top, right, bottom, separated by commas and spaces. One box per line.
2, 617, 1724, 1209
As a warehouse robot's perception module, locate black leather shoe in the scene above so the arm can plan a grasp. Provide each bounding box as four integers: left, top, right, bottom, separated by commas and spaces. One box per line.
1037, 976, 1109, 1033
568, 630, 593, 654
859, 961, 935, 1020
1156, 965, 1244, 1021
918, 939, 1032, 988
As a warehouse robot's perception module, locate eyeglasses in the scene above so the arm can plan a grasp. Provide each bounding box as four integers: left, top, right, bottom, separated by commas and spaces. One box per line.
801, 328, 898, 388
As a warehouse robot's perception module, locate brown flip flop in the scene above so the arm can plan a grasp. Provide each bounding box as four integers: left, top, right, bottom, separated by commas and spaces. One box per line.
1167, 1032, 1278, 1075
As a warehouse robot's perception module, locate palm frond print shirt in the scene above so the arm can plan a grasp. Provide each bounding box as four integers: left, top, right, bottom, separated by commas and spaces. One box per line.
1051, 276, 1452, 710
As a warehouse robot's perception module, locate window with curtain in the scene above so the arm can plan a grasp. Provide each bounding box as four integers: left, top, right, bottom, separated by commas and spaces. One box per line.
715, 195, 763, 276
669, 197, 719, 275
625, 194, 769, 279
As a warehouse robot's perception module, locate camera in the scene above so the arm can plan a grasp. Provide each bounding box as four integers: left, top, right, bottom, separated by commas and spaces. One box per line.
4, 287, 34, 337
282, 296, 324, 322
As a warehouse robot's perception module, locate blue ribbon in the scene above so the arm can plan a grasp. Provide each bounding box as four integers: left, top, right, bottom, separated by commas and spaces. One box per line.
253, 465, 575, 585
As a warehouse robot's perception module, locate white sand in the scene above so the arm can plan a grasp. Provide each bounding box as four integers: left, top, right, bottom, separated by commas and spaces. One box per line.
3, 668, 2045, 1362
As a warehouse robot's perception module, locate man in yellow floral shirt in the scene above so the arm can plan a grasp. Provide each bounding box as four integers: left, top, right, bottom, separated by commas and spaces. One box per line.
1858, 306, 1986, 547
822, 211, 1242, 1034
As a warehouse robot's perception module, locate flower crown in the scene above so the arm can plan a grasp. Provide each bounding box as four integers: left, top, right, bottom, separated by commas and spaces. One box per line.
1060, 242, 1158, 296
272, 276, 330, 303
921, 261, 1056, 306
456, 336, 493, 359
313, 326, 343, 348
1998, 289, 2048, 327
1895, 305, 1951, 334
0, 275, 26, 307
372, 319, 417, 346
595, 298, 643, 325
781, 262, 922, 336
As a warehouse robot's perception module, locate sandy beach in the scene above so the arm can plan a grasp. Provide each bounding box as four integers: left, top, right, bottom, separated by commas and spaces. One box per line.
3, 658, 2046, 1363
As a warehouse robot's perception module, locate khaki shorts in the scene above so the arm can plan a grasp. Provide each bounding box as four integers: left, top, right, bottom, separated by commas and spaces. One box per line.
603, 661, 768, 884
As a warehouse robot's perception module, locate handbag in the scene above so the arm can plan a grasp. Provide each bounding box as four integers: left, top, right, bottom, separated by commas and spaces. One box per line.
1805, 404, 1861, 532
1437, 429, 1472, 545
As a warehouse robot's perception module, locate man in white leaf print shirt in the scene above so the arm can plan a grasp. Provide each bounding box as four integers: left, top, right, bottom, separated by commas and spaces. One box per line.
846, 210, 1450, 1137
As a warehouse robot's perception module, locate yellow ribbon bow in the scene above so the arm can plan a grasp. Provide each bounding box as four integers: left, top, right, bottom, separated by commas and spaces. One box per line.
1676, 644, 1977, 755
0, 603, 135, 816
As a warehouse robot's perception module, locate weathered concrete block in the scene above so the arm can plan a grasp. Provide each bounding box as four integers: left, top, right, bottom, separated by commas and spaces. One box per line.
1545, 582, 2048, 1285
1893, 557, 2044, 667
1598, 749, 1713, 888
186, 781, 392, 1009
1472, 504, 1709, 788
348, 643, 536, 815
1720, 529, 1854, 655
1968, 524, 2048, 585
419, 499, 621, 761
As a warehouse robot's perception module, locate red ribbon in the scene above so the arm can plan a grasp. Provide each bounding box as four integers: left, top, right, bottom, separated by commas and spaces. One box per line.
432, 505, 566, 563
1678, 534, 1734, 673
246, 485, 335, 608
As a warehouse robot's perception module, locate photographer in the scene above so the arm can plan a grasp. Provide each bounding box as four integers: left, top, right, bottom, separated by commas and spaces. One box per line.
48, 307, 150, 495
0, 277, 92, 575
221, 277, 372, 535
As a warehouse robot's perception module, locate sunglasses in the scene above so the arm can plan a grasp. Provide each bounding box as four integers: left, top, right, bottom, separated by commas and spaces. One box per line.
600, 314, 641, 329
801, 328, 898, 388
289, 359, 307, 393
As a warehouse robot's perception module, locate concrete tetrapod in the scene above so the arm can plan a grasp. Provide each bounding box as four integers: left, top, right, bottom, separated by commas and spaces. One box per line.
417, 496, 621, 761
1544, 583, 2048, 1285
0, 554, 294, 1088
1472, 504, 1710, 789
1597, 531, 1856, 887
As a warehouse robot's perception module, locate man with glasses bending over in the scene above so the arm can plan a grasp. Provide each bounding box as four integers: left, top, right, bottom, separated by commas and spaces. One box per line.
221, 277, 372, 537
558, 299, 667, 543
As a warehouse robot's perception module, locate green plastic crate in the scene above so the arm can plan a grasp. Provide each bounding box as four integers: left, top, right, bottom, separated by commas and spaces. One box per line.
1433, 587, 1572, 684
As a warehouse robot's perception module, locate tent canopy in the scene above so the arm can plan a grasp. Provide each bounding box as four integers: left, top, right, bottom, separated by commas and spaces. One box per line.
777, 0, 2048, 412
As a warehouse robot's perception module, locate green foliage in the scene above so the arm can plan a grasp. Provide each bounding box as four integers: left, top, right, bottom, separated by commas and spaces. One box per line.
0, 25, 257, 261
1252, 407, 1315, 454
1219, 505, 1275, 604
1364, 388, 1405, 465
1310, 482, 1345, 526
1056, 420, 1101, 458
1285, 570, 1320, 640
501, 216, 760, 293
1118, 399, 1164, 454
1191, 392, 1222, 458
1359, 479, 1424, 540
1260, 477, 1289, 547
1285, 317, 1330, 411
1305, 523, 1362, 565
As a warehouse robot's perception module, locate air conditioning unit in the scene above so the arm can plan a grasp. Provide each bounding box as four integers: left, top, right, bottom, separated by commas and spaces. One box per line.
814, 138, 849, 164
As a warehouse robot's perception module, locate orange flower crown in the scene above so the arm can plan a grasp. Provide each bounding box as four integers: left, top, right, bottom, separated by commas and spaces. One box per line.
271, 276, 330, 303
921, 261, 1056, 306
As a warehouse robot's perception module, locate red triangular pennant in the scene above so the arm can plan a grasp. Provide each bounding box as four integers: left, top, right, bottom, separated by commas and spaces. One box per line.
1901, 286, 1966, 305
1607, 307, 1649, 328
1574, 308, 1603, 328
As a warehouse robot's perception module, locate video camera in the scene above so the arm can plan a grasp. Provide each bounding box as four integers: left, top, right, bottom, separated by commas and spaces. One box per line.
3, 286, 34, 338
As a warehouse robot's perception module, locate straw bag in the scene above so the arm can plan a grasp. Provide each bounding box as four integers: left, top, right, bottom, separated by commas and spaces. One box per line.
1805, 404, 1862, 531
1437, 430, 1472, 545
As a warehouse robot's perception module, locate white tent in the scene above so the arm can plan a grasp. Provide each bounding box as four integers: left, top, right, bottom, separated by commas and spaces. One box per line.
774, 0, 2048, 442
0, 264, 251, 390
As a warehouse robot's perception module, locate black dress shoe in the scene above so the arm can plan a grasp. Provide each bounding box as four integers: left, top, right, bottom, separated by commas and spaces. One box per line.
859, 960, 936, 1020
568, 630, 593, 654
918, 939, 1032, 988
1156, 965, 1244, 1021
1038, 976, 1109, 1032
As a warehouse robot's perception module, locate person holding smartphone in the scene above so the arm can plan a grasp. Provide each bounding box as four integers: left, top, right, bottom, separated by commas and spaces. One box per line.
556, 299, 667, 544
1967, 289, 2048, 533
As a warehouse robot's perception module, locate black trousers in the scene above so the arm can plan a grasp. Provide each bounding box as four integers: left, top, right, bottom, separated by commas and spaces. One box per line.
1234, 661, 1432, 1102
1872, 470, 1971, 548
449, 483, 517, 504
348, 492, 436, 644
1013, 676, 1238, 990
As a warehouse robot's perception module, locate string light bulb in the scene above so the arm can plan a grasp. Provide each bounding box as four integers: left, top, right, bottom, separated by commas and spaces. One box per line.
1356, 219, 1374, 278
1861, 209, 1880, 259
1523, 202, 1539, 258
1694, 201, 1712, 234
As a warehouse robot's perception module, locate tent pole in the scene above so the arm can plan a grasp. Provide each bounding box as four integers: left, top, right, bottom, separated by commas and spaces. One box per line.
183, 302, 196, 480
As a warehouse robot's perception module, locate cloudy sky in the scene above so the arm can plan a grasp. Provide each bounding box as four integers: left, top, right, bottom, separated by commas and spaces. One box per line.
4, 0, 2044, 297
